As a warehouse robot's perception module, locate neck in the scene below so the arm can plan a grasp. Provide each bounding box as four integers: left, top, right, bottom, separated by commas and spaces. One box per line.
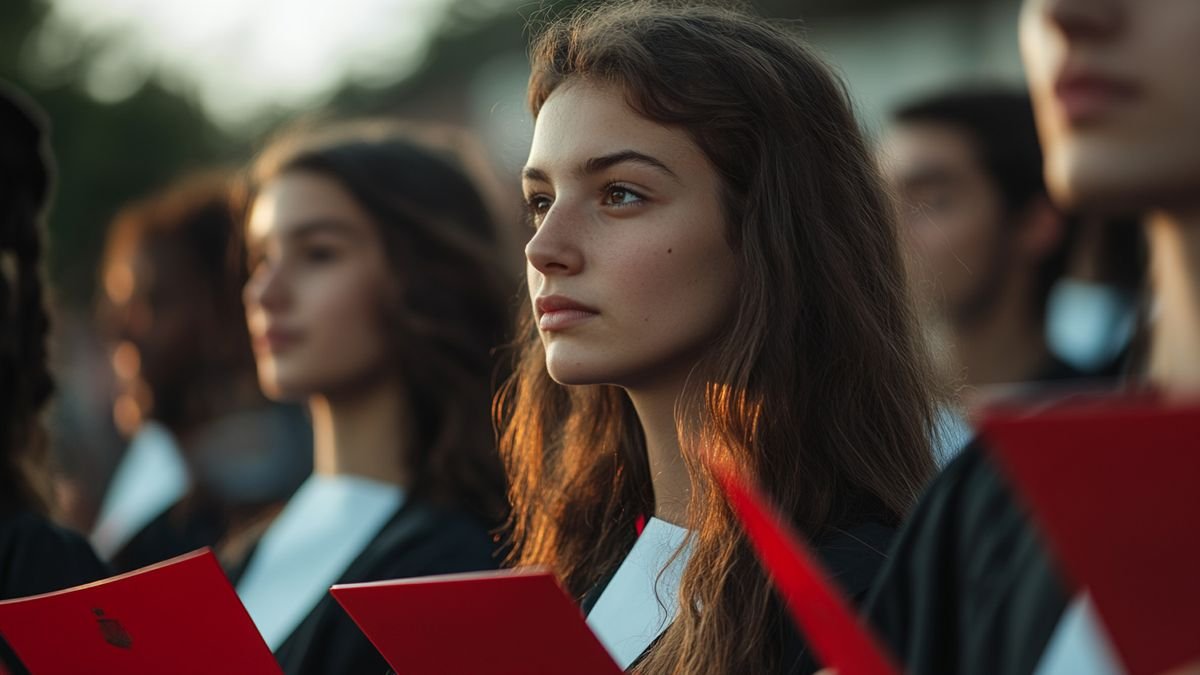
951, 276, 1050, 391
308, 377, 411, 486
625, 378, 693, 528
1146, 209, 1200, 396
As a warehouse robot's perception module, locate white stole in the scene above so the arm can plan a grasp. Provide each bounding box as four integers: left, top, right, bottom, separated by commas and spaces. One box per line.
586, 517, 693, 669
236, 474, 404, 650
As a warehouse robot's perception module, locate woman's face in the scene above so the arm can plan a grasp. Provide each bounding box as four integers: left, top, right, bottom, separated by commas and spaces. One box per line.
244, 170, 395, 400
1020, 0, 1200, 212
522, 80, 739, 389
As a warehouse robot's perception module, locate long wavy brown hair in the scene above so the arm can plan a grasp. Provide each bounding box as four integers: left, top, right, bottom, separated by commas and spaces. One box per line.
496, 3, 940, 673
242, 121, 512, 525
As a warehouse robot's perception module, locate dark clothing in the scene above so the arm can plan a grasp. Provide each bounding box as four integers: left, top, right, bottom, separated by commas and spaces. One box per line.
864, 442, 1072, 675
0, 510, 110, 673
109, 495, 228, 573
232, 497, 498, 675
583, 517, 897, 674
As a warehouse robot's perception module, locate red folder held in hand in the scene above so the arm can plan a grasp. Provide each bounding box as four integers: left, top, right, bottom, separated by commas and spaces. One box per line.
709, 462, 901, 675
981, 399, 1200, 675
0, 549, 280, 675
331, 569, 622, 675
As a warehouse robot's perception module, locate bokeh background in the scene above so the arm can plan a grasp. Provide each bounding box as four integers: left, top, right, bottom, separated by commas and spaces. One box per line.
3, 0, 1027, 526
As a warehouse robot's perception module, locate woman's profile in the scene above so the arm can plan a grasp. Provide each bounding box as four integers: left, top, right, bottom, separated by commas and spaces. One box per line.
498, 4, 939, 673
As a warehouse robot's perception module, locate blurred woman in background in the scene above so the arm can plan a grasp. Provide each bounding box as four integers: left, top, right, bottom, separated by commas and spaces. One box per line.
235, 121, 511, 675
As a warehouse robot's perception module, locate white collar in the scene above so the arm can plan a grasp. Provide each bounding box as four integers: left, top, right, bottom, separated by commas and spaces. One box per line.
236, 473, 405, 650
90, 421, 190, 560
586, 517, 693, 669
1035, 593, 1124, 675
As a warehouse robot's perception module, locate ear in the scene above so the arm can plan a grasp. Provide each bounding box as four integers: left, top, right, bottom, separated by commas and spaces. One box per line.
1014, 195, 1066, 264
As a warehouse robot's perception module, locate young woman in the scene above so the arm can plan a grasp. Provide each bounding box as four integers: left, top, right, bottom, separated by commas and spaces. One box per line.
496, 4, 939, 673
0, 85, 109, 671
236, 122, 511, 675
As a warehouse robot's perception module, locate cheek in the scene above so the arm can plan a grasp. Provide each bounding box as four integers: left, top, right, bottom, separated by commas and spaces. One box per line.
607, 216, 737, 328
304, 269, 390, 353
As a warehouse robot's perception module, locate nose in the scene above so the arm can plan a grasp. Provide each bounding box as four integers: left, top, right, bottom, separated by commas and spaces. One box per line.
244, 259, 290, 315
524, 204, 584, 277
1039, 0, 1122, 41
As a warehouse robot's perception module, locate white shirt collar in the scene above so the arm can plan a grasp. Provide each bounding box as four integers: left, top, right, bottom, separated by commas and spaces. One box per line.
90, 421, 191, 560
236, 473, 405, 650
586, 517, 693, 669
1035, 594, 1125, 675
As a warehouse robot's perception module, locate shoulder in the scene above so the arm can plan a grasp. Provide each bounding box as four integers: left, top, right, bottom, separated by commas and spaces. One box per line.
347, 497, 500, 581
812, 519, 895, 603
0, 510, 109, 600
863, 440, 1072, 675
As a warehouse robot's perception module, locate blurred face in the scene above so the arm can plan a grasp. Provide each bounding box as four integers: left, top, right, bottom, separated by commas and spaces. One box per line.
1020, 0, 1200, 212
522, 80, 739, 389
882, 122, 1011, 324
244, 170, 395, 400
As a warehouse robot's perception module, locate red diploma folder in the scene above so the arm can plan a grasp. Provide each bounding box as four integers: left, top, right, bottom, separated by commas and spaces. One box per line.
331, 568, 622, 675
981, 399, 1200, 675
0, 548, 281, 675
709, 461, 902, 675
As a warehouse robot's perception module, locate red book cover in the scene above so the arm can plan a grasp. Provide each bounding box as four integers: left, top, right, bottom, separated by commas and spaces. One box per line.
331, 568, 622, 675
709, 461, 901, 675
981, 399, 1200, 675
0, 548, 281, 675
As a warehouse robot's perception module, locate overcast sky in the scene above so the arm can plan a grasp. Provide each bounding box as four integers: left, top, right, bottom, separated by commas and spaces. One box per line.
33, 0, 465, 129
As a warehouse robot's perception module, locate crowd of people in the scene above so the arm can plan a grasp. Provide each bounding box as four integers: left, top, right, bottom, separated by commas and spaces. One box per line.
1, 0, 1195, 673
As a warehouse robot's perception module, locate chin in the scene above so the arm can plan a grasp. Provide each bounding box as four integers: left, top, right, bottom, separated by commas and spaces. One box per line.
1046, 142, 1186, 214
255, 365, 309, 402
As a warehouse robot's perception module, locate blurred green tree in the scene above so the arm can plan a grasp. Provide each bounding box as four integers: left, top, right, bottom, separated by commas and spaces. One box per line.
3, 0, 238, 307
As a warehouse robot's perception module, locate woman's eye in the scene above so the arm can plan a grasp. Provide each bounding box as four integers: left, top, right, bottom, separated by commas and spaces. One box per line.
603, 185, 644, 207
303, 246, 338, 263
525, 195, 552, 227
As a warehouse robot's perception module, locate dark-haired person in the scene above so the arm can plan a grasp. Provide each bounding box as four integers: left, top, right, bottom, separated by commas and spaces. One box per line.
847, 0, 1200, 673
0, 84, 109, 672
92, 173, 311, 573
884, 90, 1081, 390
235, 121, 510, 675
883, 89, 1092, 463
496, 4, 940, 673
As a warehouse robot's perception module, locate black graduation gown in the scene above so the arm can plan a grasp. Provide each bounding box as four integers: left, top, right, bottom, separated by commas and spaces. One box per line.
581, 516, 897, 674
863, 441, 1071, 675
0, 510, 110, 673
108, 494, 229, 573
231, 497, 499, 675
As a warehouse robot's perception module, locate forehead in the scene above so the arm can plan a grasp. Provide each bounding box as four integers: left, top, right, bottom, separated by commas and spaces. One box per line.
247, 170, 374, 241
883, 123, 980, 174
526, 80, 701, 177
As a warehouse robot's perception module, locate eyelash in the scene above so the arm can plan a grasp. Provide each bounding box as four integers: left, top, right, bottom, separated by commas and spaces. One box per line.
523, 182, 647, 229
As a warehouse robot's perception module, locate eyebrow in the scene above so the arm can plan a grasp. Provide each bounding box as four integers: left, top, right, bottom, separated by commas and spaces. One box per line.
523, 149, 680, 184
246, 218, 359, 253
898, 166, 962, 190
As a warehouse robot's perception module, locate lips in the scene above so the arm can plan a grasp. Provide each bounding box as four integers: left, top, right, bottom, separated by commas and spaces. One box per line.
253, 326, 302, 353
1053, 70, 1141, 124
535, 294, 599, 332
